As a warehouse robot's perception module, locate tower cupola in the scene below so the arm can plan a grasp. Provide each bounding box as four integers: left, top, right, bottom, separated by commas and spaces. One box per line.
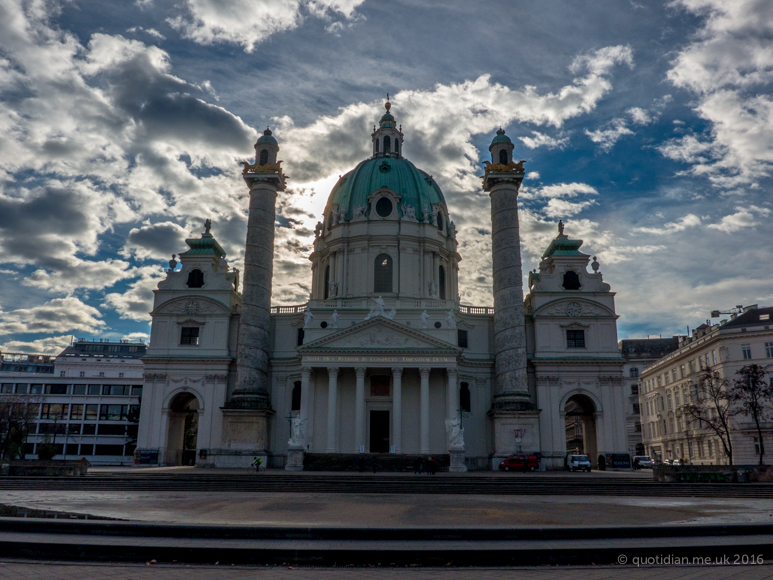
371, 97, 404, 158
489, 128, 514, 166
255, 127, 279, 166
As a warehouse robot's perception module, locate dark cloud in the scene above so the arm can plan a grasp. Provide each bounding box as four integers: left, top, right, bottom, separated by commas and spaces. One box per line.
124, 221, 187, 260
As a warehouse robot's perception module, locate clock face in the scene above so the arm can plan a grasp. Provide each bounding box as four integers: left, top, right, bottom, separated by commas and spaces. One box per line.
185, 300, 200, 314
566, 302, 582, 317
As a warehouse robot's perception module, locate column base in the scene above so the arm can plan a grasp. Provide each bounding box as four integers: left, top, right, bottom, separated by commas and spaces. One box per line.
225, 390, 271, 410
488, 407, 541, 470
220, 407, 274, 458
448, 448, 467, 472
285, 445, 305, 471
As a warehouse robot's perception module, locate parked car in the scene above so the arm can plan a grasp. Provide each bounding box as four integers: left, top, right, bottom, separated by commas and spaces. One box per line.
632, 456, 653, 469
565, 454, 592, 472
499, 454, 539, 472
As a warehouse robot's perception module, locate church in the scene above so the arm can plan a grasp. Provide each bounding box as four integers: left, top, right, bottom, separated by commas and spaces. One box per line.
136, 101, 628, 471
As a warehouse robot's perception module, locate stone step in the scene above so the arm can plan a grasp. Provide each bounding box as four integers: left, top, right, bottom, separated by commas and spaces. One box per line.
303, 453, 449, 472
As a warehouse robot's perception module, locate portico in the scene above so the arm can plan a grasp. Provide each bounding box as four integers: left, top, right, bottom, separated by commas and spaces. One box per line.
296, 317, 462, 456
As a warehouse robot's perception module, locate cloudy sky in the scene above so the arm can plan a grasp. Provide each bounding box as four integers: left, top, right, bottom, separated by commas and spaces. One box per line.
1, 0, 772, 353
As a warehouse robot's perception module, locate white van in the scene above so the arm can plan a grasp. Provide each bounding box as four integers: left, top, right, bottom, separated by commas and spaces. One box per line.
565, 454, 592, 472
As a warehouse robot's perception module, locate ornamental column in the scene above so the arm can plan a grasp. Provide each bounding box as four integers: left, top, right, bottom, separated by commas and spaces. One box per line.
419, 367, 430, 454
392, 367, 403, 454
326, 367, 339, 452
230, 129, 284, 408
220, 129, 284, 467
355, 367, 366, 452
483, 129, 541, 469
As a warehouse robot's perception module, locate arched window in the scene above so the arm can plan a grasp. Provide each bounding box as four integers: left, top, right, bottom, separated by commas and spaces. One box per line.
499, 149, 508, 165
259, 149, 269, 165
374, 254, 393, 292
394, 139, 399, 155
439, 265, 446, 300
383, 135, 391, 153
562, 271, 581, 290
436, 212, 443, 230
186, 269, 204, 288
460, 382, 471, 412
323, 265, 330, 299
291, 381, 301, 411
375, 139, 379, 153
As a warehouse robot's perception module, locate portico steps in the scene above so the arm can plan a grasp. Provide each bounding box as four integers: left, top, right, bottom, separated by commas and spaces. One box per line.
303, 453, 449, 472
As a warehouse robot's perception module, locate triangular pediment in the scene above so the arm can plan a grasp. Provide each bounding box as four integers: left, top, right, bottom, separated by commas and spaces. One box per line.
298, 317, 461, 354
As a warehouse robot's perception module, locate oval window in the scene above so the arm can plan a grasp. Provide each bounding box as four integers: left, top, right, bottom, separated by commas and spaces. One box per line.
376, 197, 393, 217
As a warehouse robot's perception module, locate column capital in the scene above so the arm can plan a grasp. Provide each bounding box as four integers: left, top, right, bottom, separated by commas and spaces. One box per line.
355, 367, 367, 376
301, 366, 312, 374
446, 368, 458, 378
391, 367, 403, 377
328, 367, 340, 378
419, 367, 431, 378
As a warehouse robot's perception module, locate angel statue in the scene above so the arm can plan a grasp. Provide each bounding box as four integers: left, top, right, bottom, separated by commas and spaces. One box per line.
303, 309, 314, 329
445, 417, 465, 449
288, 417, 307, 447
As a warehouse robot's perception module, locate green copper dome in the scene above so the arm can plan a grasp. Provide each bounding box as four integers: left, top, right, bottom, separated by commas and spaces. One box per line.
489, 128, 512, 147
327, 156, 446, 221
256, 128, 277, 145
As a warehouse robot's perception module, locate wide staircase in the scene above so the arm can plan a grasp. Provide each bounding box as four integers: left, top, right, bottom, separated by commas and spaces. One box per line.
303, 453, 449, 472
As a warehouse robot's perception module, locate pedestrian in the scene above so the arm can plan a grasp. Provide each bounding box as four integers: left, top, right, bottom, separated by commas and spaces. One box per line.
371, 457, 378, 474
413, 456, 422, 474
429, 456, 437, 475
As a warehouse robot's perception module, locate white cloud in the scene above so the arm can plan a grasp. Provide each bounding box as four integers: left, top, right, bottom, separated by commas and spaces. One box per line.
585, 119, 634, 151
167, 0, 366, 52
0, 335, 74, 355
520, 182, 598, 200
0, 297, 105, 336
543, 198, 596, 218
637, 213, 702, 234
627, 107, 652, 125
103, 266, 167, 321
518, 131, 568, 149
122, 331, 149, 343
663, 0, 773, 186
526, 171, 540, 180
707, 205, 770, 233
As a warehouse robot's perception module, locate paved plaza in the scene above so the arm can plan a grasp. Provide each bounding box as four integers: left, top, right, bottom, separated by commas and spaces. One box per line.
0, 561, 771, 580
2, 490, 772, 527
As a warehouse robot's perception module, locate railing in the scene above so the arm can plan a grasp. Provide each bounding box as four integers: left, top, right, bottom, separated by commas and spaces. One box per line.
270, 300, 495, 315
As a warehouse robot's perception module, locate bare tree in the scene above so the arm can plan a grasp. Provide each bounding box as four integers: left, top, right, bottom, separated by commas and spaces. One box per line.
730, 365, 773, 466
683, 367, 736, 465
0, 395, 41, 460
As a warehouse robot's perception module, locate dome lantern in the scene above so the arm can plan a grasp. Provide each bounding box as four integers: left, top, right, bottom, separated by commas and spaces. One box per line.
489, 127, 514, 166
371, 95, 404, 159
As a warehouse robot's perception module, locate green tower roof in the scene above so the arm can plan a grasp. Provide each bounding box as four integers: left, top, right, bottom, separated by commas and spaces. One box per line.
490, 128, 512, 147
256, 127, 277, 145
327, 157, 446, 221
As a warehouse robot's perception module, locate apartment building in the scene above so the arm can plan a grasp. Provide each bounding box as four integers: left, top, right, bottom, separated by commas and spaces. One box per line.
639, 306, 773, 465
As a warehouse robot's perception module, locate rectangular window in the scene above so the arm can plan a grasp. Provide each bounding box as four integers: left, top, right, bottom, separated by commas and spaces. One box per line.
29, 384, 43, 394
742, 344, 752, 360
79, 372, 85, 378
80, 444, 94, 455
72, 384, 87, 395
297, 328, 304, 346
59, 371, 65, 377
765, 343, 773, 358
95, 444, 125, 456
1, 384, 14, 393
457, 329, 468, 348
88, 384, 100, 395
82, 424, 96, 435
631, 385, 639, 395
97, 424, 126, 436
630, 367, 639, 378
118, 373, 124, 379
707, 440, 713, 456
84, 404, 98, 420
633, 403, 640, 414
103, 385, 129, 396
674, 390, 680, 406
68, 424, 81, 435
64, 443, 79, 455
131, 386, 143, 397
680, 364, 685, 378
566, 329, 585, 348
460, 382, 471, 413
672, 369, 677, 382
180, 327, 200, 346
70, 404, 84, 420
99, 404, 127, 421
689, 360, 695, 374
40, 403, 68, 420
754, 437, 761, 455
712, 350, 717, 365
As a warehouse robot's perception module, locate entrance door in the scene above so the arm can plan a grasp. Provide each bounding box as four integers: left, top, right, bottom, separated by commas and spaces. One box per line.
369, 410, 390, 453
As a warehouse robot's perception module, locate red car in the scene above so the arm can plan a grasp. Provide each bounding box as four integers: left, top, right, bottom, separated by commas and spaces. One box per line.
499, 454, 539, 472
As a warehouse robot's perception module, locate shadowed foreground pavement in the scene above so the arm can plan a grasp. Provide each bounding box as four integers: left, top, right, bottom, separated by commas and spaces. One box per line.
0, 561, 772, 579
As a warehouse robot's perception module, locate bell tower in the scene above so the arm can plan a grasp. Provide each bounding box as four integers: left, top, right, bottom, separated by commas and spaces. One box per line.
371, 96, 404, 158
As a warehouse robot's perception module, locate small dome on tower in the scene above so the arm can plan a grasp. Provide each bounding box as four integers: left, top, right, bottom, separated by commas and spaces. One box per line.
257, 127, 277, 145
489, 128, 512, 147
